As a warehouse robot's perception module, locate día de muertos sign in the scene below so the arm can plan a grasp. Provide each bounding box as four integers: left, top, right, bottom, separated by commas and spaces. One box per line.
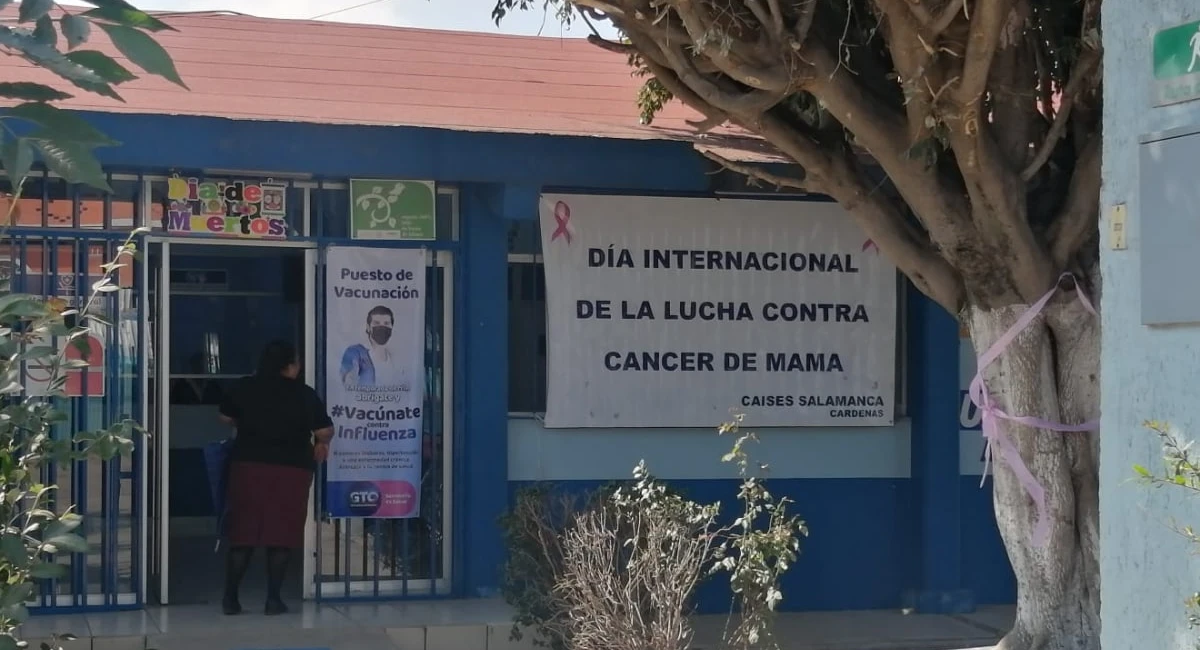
165, 177, 288, 238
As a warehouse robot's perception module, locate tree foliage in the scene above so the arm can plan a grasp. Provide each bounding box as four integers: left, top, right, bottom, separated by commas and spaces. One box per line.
493, 0, 1102, 313
0, 0, 184, 193
0, 2, 180, 648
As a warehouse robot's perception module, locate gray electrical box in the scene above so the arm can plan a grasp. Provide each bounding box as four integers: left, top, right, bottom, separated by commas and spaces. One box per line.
1140, 126, 1200, 325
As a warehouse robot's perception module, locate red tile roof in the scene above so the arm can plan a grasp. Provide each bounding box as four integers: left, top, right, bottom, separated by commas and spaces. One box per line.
0, 9, 782, 162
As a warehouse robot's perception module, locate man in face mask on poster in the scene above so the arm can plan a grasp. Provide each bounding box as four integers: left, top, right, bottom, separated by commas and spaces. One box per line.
340, 305, 404, 388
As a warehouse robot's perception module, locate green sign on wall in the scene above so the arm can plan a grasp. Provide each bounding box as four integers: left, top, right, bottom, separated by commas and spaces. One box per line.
1153, 19, 1200, 106
349, 179, 436, 241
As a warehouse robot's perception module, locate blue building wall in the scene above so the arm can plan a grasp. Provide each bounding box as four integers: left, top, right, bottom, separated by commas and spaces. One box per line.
69, 110, 1013, 612
1099, 5, 1200, 650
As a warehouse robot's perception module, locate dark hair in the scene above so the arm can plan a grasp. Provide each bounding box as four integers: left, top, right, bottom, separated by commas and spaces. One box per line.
366, 305, 394, 325
256, 340, 297, 377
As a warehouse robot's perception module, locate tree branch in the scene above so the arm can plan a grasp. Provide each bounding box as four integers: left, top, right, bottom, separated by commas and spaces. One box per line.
1047, 135, 1100, 269
746, 110, 965, 310
697, 148, 809, 190
765, 0, 785, 38
954, 0, 1014, 106
617, 31, 744, 134
686, 115, 727, 132
1021, 47, 1101, 182
666, 0, 798, 92
875, 0, 942, 141
586, 34, 636, 56
932, 0, 966, 34
649, 37, 785, 116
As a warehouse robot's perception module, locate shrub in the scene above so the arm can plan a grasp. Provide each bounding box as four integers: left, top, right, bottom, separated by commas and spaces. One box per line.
500, 414, 808, 650
1135, 420, 1200, 640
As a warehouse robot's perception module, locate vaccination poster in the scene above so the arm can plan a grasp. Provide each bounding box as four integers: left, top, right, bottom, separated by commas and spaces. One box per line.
324, 246, 426, 519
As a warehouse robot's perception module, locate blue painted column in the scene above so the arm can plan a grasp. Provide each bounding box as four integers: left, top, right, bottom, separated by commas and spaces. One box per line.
458, 184, 511, 597
905, 285, 973, 613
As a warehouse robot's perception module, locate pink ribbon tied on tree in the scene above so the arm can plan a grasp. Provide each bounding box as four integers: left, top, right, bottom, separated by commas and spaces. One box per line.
967, 272, 1098, 547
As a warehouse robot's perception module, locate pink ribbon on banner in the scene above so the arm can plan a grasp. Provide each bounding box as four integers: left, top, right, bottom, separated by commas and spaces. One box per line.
967, 272, 1098, 547
551, 201, 573, 245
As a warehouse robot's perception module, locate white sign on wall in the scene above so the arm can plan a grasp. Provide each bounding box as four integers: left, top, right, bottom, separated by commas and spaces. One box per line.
538, 193, 898, 429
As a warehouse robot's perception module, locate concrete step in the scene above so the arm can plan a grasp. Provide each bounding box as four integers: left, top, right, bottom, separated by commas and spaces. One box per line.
19, 600, 1011, 650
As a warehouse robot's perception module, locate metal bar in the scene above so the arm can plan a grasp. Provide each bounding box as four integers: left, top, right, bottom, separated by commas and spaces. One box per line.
75, 237, 89, 606
158, 240, 171, 604
316, 179, 325, 239
103, 173, 113, 231
431, 255, 444, 593
342, 516, 351, 597
134, 229, 147, 606
40, 170, 49, 228
372, 519, 380, 599
71, 182, 81, 230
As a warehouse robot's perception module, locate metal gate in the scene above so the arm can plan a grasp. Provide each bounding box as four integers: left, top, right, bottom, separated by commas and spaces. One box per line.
2, 230, 144, 610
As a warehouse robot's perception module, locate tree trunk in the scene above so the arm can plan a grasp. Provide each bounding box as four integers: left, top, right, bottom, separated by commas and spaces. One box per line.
966, 288, 1100, 650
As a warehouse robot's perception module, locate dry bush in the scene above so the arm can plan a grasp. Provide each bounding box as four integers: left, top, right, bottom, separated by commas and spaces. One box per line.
557, 464, 716, 650
502, 416, 807, 650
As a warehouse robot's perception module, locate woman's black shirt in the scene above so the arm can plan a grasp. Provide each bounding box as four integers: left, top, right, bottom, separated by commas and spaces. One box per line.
218, 375, 334, 471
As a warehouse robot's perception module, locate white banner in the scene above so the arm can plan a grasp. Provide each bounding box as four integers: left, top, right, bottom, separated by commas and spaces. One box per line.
324, 247, 426, 518
539, 194, 897, 428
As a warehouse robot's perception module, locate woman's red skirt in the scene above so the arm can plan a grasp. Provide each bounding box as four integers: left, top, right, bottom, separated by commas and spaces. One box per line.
226, 461, 312, 549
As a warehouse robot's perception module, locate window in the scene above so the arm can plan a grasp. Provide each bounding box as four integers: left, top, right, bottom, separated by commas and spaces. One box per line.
508, 221, 547, 414
504, 220, 910, 419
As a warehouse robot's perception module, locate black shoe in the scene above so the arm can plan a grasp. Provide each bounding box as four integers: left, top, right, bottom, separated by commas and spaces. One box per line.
222, 596, 242, 616
264, 599, 288, 616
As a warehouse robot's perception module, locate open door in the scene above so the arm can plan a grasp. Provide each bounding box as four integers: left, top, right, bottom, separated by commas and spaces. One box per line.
144, 240, 170, 604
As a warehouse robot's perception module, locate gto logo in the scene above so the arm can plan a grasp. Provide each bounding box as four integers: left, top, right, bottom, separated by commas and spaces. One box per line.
345, 482, 382, 516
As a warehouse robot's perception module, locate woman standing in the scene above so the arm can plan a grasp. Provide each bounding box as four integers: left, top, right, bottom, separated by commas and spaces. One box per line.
217, 340, 334, 615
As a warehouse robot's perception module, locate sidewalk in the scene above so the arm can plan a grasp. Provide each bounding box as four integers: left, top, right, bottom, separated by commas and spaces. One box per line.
17, 599, 1013, 650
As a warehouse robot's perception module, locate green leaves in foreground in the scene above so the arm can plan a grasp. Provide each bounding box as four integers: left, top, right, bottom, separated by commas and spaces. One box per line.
0, 0, 182, 190
1, 101, 119, 190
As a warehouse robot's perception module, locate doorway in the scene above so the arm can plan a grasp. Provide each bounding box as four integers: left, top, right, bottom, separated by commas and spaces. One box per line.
144, 240, 315, 606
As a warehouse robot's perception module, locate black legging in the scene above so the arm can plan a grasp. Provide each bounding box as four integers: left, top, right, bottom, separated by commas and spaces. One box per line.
223, 546, 292, 614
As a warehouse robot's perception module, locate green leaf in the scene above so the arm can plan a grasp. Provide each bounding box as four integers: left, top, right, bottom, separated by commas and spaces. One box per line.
18, 0, 52, 24
43, 532, 89, 554
69, 335, 91, 359
0, 295, 48, 319
29, 139, 109, 191
44, 514, 83, 539
0, 27, 115, 96
29, 561, 67, 580
7, 102, 117, 146
0, 533, 29, 565
82, 5, 173, 33
32, 15, 56, 47
61, 14, 92, 50
1133, 464, 1152, 478
0, 583, 34, 609
95, 22, 185, 88
1, 136, 35, 186
64, 50, 136, 85
0, 82, 72, 102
